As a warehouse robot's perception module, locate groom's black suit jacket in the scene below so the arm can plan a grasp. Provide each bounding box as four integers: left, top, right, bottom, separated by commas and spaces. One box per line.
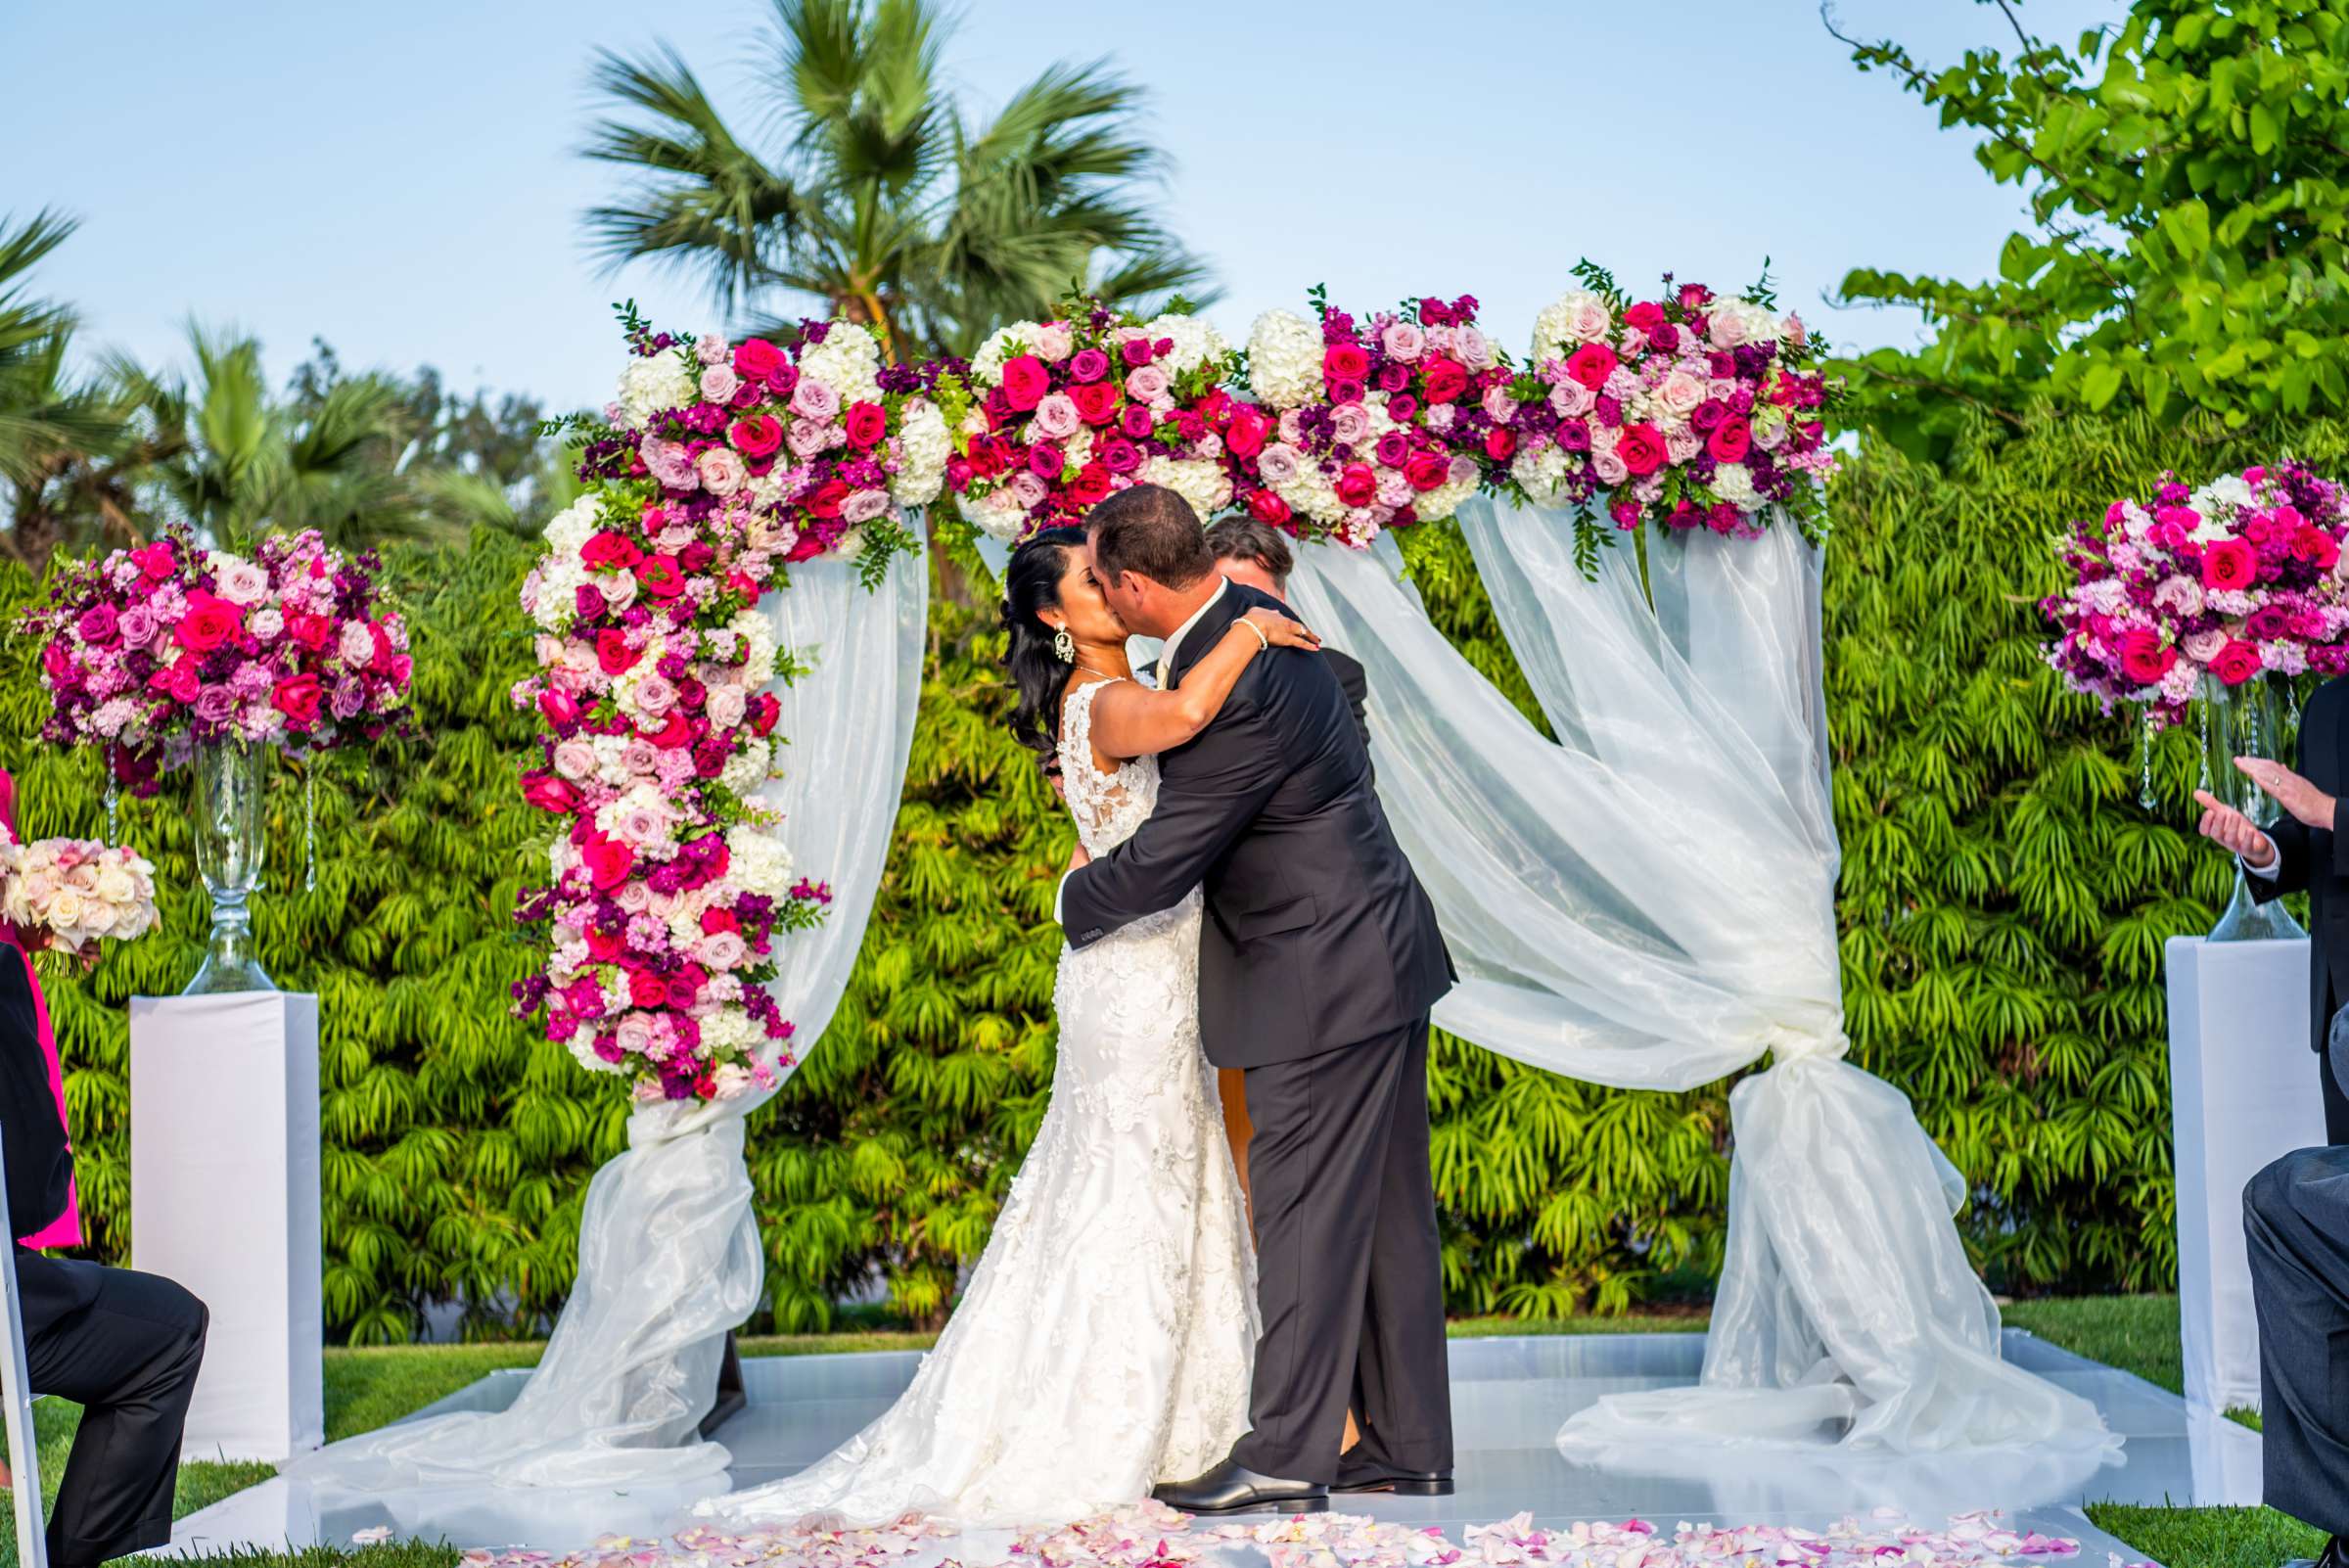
1061, 583, 1453, 1068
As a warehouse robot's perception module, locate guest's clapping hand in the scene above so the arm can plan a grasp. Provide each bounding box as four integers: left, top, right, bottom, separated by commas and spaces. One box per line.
2194, 789, 2280, 871
2235, 755, 2338, 831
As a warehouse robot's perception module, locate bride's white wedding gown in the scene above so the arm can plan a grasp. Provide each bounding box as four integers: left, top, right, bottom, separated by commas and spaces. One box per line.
698, 675, 1257, 1528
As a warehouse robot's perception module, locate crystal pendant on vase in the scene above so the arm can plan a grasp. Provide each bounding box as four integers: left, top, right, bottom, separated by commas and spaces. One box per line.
183, 741, 278, 993
2204, 672, 2308, 943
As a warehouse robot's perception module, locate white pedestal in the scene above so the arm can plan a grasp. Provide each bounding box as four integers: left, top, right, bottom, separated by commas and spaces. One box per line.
130, 992, 324, 1462
2166, 935, 2325, 1416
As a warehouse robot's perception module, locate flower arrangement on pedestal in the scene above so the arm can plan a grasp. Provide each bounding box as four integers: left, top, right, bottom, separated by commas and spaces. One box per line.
1504, 264, 1841, 572
21, 528, 413, 793
2044, 461, 2349, 942
510, 306, 942, 1102
945, 298, 1239, 542
1229, 290, 1499, 550
19, 527, 414, 992
2042, 463, 2349, 728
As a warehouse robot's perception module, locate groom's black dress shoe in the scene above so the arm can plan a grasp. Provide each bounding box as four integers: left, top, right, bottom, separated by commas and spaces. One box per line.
1151, 1458, 1328, 1516
1330, 1456, 1454, 1496
2298, 1535, 2349, 1568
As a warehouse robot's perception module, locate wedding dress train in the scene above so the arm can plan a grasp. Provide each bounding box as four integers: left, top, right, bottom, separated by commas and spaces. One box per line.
698, 674, 1256, 1528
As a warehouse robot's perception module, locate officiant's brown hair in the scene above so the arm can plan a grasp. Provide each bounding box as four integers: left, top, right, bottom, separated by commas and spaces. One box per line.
1087, 484, 1215, 588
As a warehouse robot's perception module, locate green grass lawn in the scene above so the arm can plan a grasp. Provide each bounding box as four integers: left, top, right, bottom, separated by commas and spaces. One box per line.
0, 1297, 2310, 1568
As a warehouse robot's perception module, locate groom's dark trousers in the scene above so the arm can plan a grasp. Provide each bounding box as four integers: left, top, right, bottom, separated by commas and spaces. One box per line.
1061, 579, 1455, 1485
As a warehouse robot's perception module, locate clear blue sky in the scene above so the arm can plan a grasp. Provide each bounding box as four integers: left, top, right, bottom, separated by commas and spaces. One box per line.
4, 0, 2117, 413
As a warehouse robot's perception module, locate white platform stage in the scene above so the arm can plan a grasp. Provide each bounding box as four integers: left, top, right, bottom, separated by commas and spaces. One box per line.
168, 1331, 2253, 1566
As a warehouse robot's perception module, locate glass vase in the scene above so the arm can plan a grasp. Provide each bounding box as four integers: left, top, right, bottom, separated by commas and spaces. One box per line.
2204, 673, 2309, 943
183, 741, 278, 993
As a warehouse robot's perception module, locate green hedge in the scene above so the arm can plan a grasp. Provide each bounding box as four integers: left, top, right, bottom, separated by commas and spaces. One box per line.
3, 411, 2321, 1337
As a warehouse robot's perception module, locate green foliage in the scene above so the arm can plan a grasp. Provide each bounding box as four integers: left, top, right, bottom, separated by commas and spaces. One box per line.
1830, 0, 2349, 458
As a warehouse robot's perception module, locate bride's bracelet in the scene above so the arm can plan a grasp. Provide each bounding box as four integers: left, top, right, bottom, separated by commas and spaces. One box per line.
1239, 619, 1269, 652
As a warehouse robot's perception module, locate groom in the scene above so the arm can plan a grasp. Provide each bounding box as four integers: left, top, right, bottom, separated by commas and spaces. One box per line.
1059, 484, 1457, 1515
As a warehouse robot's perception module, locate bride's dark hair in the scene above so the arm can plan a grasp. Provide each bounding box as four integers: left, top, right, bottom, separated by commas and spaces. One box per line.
1000, 526, 1090, 770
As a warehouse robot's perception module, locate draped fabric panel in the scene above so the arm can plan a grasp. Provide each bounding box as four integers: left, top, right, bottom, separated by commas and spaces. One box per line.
287, 526, 929, 1491
1287, 499, 2114, 1459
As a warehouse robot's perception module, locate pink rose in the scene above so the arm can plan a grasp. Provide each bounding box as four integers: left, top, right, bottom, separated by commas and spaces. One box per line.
1031, 393, 1082, 440
706, 685, 748, 730
1125, 365, 1170, 403
700, 365, 739, 403
790, 378, 840, 420
552, 740, 597, 779
1381, 322, 1425, 362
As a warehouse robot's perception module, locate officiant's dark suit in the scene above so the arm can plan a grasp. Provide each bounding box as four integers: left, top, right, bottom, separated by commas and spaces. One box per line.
2250, 673, 2349, 1142
1060, 576, 1455, 1494
0, 955, 207, 1568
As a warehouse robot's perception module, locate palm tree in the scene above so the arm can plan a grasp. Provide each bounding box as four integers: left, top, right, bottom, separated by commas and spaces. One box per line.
115, 326, 451, 551
582, 0, 1217, 361
0, 211, 157, 570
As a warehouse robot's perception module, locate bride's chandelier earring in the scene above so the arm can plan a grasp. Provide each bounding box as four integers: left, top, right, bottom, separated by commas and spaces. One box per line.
1053, 625, 1076, 664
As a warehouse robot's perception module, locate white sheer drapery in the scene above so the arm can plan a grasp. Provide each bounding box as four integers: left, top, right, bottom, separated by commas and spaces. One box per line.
286, 529, 928, 1491
1284, 498, 2115, 1458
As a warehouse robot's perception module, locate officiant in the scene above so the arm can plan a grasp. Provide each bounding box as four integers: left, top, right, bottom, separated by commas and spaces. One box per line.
2196, 671, 2349, 1143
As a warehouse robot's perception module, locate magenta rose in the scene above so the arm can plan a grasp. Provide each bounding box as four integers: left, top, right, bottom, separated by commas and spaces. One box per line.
2210, 639, 2265, 686
1000, 355, 1051, 412
1069, 348, 1111, 384
1707, 422, 1752, 463
2118, 628, 2177, 686
1564, 344, 1619, 392
75, 605, 118, 645
1335, 465, 1378, 509
2201, 538, 2260, 592
1616, 424, 1668, 478
844, 401, 888, 447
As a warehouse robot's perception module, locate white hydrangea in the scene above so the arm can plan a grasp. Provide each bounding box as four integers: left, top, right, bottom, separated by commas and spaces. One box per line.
1246, 309, 1325, 409
1138, 456, 1232, 524
1711, 461, 1762, 511
2192, 472, 2256, 521
724, 823, 795, 899
1510, 443, 1576, 508
1531, 290, 1613, 362
728, 611, 778, 688
616, 350, 697, 431
719, 736, 774, 795
1144, 312, 1230, 378
798, 322, 884, 407
957, 488, 1031, 542
891, 396, 950, 506
971, 321, 1046, 385
544, 492, 602, 556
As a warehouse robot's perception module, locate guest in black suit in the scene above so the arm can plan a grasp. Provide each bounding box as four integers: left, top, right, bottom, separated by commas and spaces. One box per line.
1059, 485, 1454, 1514
2244, 1145, 2349, 1568
2194, 673, 2349, 1141
1202, 518, 1372, 765
0, 953, 207, 1568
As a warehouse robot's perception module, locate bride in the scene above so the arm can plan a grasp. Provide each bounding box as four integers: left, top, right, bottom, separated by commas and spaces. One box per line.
697, 525, 1322, 1529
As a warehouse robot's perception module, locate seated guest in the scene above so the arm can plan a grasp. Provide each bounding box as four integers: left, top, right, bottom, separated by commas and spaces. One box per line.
2194, 679, 2349, 1140
2245, 1146, 2349, 1568
0, 946, 207, 1567
1202, 518, 1372, 762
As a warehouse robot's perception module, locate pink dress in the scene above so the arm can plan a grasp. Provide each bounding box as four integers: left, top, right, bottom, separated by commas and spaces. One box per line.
0, 771, 81, 1250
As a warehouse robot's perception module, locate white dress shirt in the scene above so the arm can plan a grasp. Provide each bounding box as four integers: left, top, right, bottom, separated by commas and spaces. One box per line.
1055, 578, 1230, 927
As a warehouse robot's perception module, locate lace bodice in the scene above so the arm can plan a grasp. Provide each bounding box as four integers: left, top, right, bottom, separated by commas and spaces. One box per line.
1058, 676, 1158, 856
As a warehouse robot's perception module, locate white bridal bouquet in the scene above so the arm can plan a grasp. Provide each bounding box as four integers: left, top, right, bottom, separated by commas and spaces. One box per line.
1, 835, 161, 954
